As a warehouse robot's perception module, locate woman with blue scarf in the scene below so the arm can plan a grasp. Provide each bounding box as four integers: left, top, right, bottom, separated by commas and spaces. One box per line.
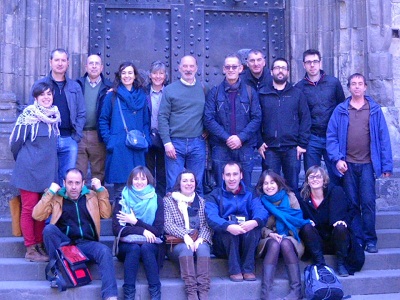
99, 61, 151, 202
112, 166, 164, 300
255, 170, 310, 300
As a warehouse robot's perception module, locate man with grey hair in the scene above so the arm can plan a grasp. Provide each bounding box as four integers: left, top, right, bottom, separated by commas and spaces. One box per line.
30, 48, 86, 185
240, 49, 272, 92
158, 55, 206, 194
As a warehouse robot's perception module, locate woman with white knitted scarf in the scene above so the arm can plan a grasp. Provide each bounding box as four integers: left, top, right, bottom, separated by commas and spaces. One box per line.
10, 81, 61, 263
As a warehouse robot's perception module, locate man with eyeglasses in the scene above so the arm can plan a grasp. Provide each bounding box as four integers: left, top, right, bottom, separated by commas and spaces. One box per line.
76, 54, 112, 184
296, 49, 345, 185
257, 58, 311, 193
204, 54, 261, 189
327, 73, 392, 253
240, 49, 272, 92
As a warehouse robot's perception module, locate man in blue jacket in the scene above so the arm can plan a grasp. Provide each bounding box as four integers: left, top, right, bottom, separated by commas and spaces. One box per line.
204, 54, 261, 189
327, 73, 393, 253
205, 162, 268, 282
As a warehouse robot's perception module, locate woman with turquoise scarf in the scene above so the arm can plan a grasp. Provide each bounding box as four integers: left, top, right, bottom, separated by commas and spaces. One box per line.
112, 166, 164, 300
255, 170, 310, 300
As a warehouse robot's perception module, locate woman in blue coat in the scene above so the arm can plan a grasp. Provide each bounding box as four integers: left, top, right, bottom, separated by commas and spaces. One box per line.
99, 62, 151, 201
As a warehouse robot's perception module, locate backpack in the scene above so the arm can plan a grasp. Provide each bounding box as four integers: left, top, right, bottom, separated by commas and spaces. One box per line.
45, 245, 92, 291
304, 264, 344, 300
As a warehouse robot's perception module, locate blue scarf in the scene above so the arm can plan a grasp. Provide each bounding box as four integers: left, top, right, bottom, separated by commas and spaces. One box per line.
117, 84, 146, 111
120, 184, 158, 225
261, 190, 310, 242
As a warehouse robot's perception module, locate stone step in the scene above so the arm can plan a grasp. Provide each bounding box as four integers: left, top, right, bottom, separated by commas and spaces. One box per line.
1, 247, 400, 282
1, 268, 400, 300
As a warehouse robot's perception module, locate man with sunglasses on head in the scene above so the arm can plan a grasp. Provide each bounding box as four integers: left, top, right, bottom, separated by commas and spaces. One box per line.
296, 49, 345, 186
204, 54, 261, 189
257, 58, 311, 194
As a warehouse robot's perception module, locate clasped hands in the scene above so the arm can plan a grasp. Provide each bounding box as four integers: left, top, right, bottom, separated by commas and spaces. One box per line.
227, 220, 258, 236
184, 234, 204, 252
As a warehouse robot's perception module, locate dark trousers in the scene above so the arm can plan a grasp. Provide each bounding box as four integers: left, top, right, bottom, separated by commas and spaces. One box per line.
43, 224, 118, 299
146, 146, 166, 197
212, 227, 261, 275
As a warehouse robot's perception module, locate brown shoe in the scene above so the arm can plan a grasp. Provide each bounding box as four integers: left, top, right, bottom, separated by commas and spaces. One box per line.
36, 244, 50, 261
25, 245, 49, 262
229, 273, 243, 282
243, 273, 256, 281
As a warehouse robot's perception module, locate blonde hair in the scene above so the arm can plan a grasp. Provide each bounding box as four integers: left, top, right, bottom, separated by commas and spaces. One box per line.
300, 166, 329, 199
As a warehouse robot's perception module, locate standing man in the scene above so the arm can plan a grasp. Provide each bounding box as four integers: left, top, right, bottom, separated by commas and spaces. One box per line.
32, 168, 118, 300
327, 73, 392, 253
76, 54, 112, 183
205, 162, 268, 282
204, 54, 261, 189
258, 58, 311, 192
31, 48, 86, 184
296, 49, 345, 184
158, 55, 206, 194
240, 49, 272, 92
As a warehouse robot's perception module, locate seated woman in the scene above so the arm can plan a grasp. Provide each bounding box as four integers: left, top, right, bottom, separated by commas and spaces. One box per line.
164, 170, 213, 300
299, 166, 364, 277
255, 170, 310, 300
112, 166, 164, 300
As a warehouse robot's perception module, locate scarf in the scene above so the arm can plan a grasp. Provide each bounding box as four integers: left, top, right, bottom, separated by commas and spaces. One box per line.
261, 190, 310, 242
9, 101, 61, 144
171, 191, 196, 230
117, 84, 146, 111
120, 184, 158, 225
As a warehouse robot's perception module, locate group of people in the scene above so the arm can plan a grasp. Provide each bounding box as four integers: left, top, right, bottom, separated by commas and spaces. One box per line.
9, 47, 393, 300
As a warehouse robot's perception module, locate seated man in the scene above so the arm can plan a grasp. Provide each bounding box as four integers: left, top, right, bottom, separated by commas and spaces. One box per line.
32, 168, 117, 300
205, 161, 268, 282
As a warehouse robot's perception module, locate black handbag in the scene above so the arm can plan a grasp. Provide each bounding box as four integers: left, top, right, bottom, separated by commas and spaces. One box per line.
117, 98, 148, 150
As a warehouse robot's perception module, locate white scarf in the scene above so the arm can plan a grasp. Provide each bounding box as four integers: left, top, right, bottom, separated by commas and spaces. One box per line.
172, 191, 195, 230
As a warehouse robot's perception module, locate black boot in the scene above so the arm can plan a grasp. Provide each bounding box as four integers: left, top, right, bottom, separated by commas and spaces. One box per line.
197, 256, 210, 300
283, 264, 302, 300
336, 255, 349, 277
123, 283, 135, 300
179, 256, 199, 300
300, 224, 326, 265
261, 264, 279, 300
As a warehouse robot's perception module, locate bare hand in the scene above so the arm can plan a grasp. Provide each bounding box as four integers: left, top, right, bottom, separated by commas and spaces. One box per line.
116, 208, 138, 225
296, 146, 306, 160
91, 178, 102, 190
382, 172, 392, 178
227, 224, 246, 235
333, 220, 347, 228
184, 234, 195, 252
258, 143, 268, 159
336, 160, 348, 175
193, 237, 204, 251
226, 135, 242, 150
49, 182, 61, 193
269, 232, 283, 243
164, 143, 176, 159
239, 220, 258, 232
143, 229, 157, 243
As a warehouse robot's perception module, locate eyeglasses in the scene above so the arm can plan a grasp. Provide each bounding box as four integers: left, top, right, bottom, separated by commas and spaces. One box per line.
308, 174, 323, 180
224, 65, 239, 70
272, 66, 288, 71
304, 60, 320, 66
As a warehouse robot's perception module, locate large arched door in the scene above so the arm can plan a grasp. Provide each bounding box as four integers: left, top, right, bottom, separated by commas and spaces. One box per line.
89, 0, 286, 85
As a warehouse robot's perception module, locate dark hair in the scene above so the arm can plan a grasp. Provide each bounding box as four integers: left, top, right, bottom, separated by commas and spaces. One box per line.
225, 53, 241, 62
64, 168, 84, 181
126, 165, 154, 188
149, 60, 169, 85
255, 169, 291, 196
300, 165, 329, 199
32, 82, 54, 99
86, 54, 102, 64
246, 49, 266, 60
271, 57, 290, 71
302, 49, 321, 62
50, 48, 69, 60
113, 61, 144, 90
172, 170, 197, 192
347, 73, 367, 88
222, 161, 243, 174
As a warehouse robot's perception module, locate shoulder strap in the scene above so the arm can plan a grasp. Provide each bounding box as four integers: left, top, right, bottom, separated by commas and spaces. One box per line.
116, 98, 129, 133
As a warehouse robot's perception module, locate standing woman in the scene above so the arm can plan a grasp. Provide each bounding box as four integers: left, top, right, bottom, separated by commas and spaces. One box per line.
99, 62, 151, 201
299, 166, 364, 277
164, 170, 213, 300
10, 82, 61, 262
255, 170, 310, 300
113, 166, 164, 300
145, 61, 168, 197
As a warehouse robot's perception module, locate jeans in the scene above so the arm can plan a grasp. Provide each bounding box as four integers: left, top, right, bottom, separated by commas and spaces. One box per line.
117, 242, 161, 299
304, 134, 340, 186
212, 227, 261, 275
211, 145, 254, 190
165, 136, 206, 195
58, 136, 78, 185
146, 146, 166, 197
76, 130, 106, 183
167, 242, 210, 262
342, 162, 377, 247
262, 147, 300, 192
43, 224, 118, 299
